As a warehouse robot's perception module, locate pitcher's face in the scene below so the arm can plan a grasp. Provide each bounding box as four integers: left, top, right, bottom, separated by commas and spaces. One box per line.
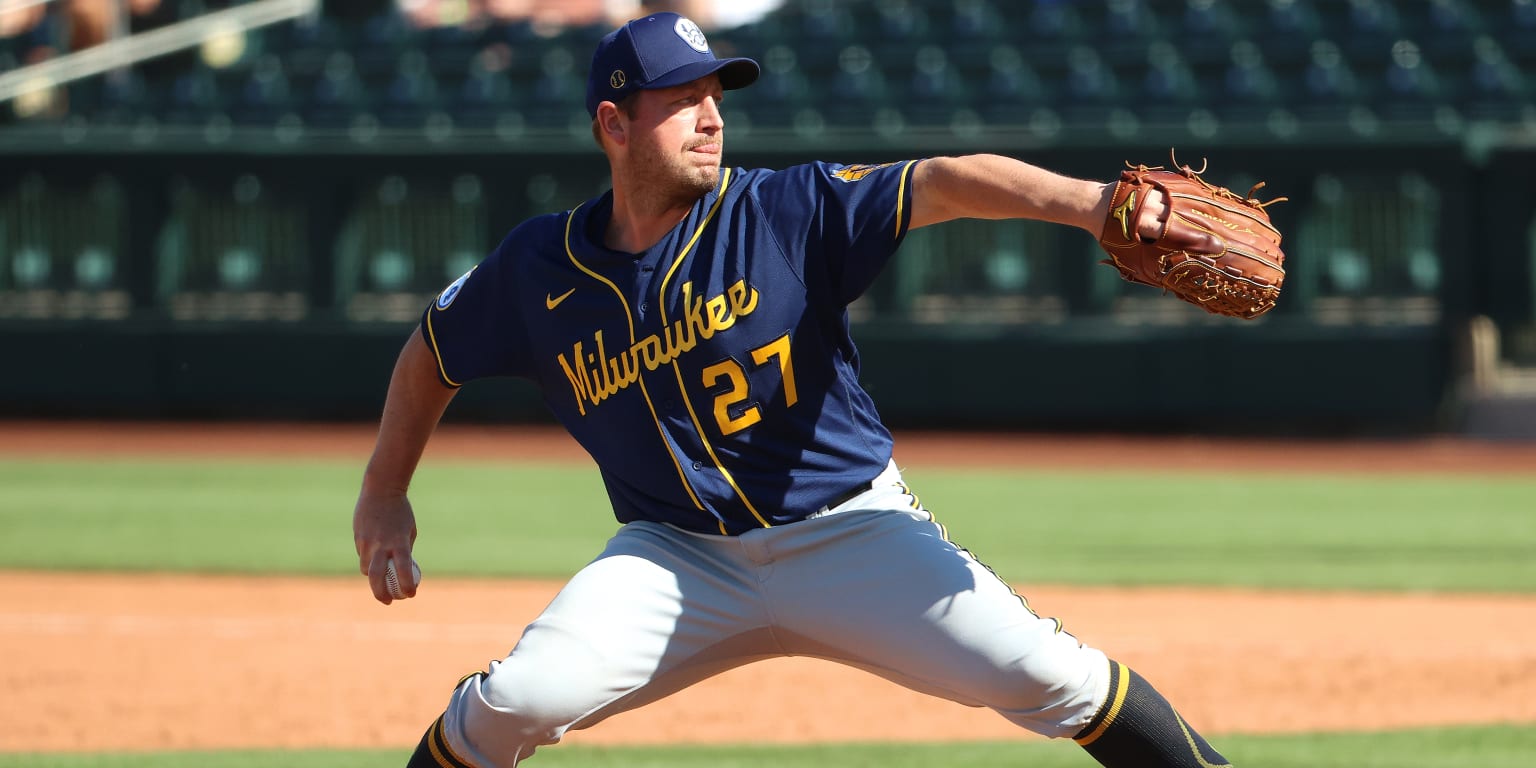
623, 75, 726, 202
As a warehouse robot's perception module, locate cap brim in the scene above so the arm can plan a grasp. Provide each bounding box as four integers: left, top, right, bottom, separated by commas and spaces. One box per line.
643, 57, 760, 93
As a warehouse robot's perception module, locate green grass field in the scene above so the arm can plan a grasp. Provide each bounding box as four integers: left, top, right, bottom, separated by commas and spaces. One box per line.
2, 457, 1533, 591
2, 455, 1533, 766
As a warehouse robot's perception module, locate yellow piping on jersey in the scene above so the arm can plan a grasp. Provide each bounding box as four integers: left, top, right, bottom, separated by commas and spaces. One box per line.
564, 203, 706, 512
925, 500, 1043, 621
894, 159, 920, 241
423, 312, 463, 388
563, 204, 636, 338
653, 169, 773, 530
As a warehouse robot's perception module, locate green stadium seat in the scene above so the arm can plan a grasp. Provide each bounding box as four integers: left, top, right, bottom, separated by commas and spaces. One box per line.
947, 0, 1007, 45
355, 9, 418, 77
871, 0, 931, 44
1137, 41, 1203, 125
453, 53, 520, 129
376, 49, 440, 128
418, 22, 480, 79
231, 55, 295, 124
1254, 0, 1327, 73
163, 68, 226, 125
94, 68, 157, 126
1054, 45, 1121, 126
744, 44, 813, 128
279, 15, 342, 82
797, 0, 859, 58
903, 45, 970, 127
1296, 39, 1364, 120
822, 44, 889, 127
1348, 0, 1404, 35
525, 45, 584, 129
1462, 35, 1531, 120
1180, 0, 1249, 39
1023, 0, 1086, 41
977, 45, 1050, 127
1377, 39, 1451, 122
1217, 40, 1286, 124
303, 51, 371, 128
1495, 0, 1536, 75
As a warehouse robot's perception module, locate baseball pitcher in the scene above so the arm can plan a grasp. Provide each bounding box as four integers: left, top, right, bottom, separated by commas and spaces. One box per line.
354, 11, 1284, 768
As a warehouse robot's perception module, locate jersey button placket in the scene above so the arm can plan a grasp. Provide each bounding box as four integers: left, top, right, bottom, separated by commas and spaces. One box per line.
637, 263, 655, 318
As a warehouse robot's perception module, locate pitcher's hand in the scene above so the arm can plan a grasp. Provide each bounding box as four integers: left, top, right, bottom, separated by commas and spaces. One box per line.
353, 491, 418, 604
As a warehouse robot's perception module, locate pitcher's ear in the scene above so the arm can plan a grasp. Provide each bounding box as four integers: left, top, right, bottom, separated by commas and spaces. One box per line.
595, 101, 628, 147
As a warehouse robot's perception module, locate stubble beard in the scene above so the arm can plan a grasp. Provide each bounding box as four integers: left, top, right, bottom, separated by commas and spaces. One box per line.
632, 137, 722, 211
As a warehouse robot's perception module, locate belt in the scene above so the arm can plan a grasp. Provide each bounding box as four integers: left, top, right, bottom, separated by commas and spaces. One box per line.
815, 476, 878, 516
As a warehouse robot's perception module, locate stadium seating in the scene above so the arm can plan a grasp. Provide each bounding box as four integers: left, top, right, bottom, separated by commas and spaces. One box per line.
2, 0, 1533, 139
0, 0, 1523, 331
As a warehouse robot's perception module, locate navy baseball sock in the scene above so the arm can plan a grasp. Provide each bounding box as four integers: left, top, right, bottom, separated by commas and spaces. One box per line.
404, 715, 474, 768
1073, 660, 1232, 767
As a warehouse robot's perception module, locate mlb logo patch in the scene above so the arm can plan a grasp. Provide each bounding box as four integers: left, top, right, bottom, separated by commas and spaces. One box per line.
437, 267, 476, 310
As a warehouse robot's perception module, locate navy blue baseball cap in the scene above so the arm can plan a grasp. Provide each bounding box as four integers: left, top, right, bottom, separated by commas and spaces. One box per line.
585, 13, 760, 117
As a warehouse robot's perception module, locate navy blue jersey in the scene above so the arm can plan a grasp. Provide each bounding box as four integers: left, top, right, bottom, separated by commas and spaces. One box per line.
423, 160, 923, 534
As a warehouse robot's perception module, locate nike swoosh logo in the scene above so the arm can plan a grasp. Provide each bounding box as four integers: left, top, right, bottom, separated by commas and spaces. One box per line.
546, 288, 575, 310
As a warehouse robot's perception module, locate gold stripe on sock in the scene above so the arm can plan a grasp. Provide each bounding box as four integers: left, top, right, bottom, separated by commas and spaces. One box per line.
1075, 660, 1130, 746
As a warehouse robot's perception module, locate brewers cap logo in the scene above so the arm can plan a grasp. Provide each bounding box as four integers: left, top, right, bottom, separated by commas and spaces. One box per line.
610, 70, 626, 89
437, 266, 475, 310
674, 17, 709, 53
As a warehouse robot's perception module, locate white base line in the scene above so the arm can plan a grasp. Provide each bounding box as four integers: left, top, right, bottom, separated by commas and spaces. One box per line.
0, 0, 319, 103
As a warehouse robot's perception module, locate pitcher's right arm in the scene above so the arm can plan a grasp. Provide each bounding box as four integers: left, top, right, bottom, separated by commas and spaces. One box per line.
353, 327, 458, 604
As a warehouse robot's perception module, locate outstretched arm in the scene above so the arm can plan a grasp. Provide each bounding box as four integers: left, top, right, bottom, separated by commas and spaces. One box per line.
352, 326, 458, 604
908, 154, 1164, 237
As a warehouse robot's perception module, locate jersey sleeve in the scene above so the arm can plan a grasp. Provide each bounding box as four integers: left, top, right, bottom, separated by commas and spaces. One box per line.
419, 232, 532, 387
750, 159, 923, 305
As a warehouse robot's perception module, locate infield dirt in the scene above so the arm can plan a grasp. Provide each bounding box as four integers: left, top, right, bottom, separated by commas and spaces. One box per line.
2, 422, 1534, 752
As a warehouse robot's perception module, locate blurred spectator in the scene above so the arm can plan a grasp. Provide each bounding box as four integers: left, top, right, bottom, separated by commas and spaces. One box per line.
705, 0, 783, 30
612, 0, 784, 29
396, 0, 778, 30
125, 0, 195, 81
3, 2, 63, 119
0, 0, 49, 44
64, 0, 115, 52
401, 0, 482, 28
2, 0, 55, 62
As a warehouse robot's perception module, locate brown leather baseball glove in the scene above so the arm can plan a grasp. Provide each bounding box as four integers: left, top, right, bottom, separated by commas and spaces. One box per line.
1098, 157, 1286, 319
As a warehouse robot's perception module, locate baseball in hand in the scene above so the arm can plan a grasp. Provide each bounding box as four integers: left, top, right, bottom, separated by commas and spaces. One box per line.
385, 557, 422, 599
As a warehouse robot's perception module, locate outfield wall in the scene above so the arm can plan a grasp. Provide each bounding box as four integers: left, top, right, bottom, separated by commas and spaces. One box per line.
0, 138, 1527, 435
